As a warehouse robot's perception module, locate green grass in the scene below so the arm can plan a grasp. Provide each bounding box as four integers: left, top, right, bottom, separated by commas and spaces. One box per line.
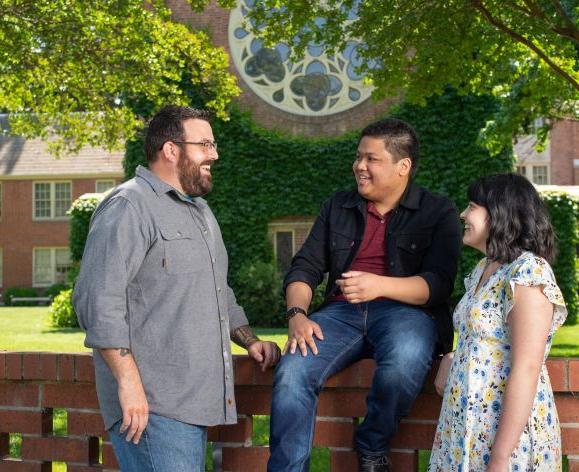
0, 307, 575, 471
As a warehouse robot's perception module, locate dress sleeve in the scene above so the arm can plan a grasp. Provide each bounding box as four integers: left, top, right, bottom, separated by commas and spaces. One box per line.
504, 254, 567, 329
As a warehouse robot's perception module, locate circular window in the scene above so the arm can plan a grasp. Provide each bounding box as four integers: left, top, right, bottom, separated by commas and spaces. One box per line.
228, 1, 374, 116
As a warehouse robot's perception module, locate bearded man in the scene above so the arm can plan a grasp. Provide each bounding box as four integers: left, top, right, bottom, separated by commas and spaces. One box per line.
74, 105, 280, 471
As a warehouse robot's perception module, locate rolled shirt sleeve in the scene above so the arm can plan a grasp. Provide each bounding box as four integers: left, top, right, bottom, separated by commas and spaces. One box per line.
73, 196, 150, 349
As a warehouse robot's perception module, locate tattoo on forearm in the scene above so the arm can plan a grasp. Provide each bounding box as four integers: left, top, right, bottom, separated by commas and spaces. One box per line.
231, 325, 259, 349
119, 348, 131, 357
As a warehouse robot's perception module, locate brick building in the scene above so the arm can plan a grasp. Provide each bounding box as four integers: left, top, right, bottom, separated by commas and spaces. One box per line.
0, 116, 123, 291
0, 1, 577, 289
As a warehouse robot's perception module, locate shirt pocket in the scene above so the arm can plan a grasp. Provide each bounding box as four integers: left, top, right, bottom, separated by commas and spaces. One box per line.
329, 230, 356, 252
159, 225, 201, 275
396, 233, 431, 273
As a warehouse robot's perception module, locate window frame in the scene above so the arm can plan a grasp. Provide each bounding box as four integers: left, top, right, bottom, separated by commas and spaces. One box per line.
95, 179, 116, 193
531, 165, 549, 185
32, 247, 72, 287
32, 180, 73, 221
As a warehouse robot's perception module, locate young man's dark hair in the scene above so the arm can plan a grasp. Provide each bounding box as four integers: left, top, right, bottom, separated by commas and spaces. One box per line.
144, 106, 211, 163
360, 118, 420, 177
468, 173, 557, 263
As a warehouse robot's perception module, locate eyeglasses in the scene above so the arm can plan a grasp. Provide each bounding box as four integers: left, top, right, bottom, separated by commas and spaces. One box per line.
171, 140, 218, 152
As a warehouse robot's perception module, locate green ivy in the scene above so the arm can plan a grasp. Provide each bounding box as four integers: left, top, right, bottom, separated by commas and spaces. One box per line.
106, 89, 578, 326
541, 191, 579, 325
69, 195, 103, 262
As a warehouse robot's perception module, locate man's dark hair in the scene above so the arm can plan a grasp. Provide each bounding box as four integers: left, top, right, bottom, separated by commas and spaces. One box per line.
468, 173, 557, 264
145, 105, 211, 163
360, 118, 419, 177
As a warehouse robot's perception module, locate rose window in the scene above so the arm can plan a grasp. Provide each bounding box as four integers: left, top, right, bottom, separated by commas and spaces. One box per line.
228, 0, 374, 116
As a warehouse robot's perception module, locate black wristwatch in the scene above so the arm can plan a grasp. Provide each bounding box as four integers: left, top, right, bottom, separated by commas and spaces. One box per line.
286, 306, 308, 321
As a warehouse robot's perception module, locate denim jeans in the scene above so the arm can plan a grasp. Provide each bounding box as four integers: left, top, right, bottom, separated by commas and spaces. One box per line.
108, 413, 207, 471
268, 300, 438, 472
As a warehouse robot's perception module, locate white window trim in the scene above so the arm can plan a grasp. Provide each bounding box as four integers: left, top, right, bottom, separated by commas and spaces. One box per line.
95, 179, 116, 193
32, 247, 71, 287
32, 181, 72, 221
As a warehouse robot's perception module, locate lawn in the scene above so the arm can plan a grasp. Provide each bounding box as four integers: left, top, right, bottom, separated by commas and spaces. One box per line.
0, 307, 577, 356
1, 307, 576, 471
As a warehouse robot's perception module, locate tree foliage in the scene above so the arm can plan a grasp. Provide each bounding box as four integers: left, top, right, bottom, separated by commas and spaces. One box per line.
232, 0, 578, 148
0, 0, 239, 154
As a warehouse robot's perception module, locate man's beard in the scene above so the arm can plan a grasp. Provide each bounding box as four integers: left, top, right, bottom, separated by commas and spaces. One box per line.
177, 154, 213, 197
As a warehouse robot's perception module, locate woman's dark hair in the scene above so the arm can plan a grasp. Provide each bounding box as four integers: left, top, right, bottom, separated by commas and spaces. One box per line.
467, 173, 556, 264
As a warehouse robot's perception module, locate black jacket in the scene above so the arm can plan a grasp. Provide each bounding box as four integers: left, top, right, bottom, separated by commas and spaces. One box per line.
284, 182, 462, 354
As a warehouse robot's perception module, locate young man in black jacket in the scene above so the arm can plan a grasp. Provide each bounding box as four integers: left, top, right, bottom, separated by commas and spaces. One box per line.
267, 118, 462, 472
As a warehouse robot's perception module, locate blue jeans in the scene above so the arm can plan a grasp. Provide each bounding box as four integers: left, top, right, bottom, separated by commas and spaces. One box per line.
108, 413, 207, 471
268, 301, 437, 472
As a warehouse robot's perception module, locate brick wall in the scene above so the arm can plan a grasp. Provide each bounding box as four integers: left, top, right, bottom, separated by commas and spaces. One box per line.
1, 353, 578, 471
0, 178, 118, 289
550, 119, 579, 185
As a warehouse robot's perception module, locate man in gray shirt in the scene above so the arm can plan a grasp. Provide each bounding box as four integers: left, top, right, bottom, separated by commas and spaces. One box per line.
73, 105, 280, 471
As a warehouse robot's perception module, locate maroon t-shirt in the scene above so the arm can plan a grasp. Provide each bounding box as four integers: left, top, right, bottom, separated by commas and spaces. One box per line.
331, 202, 391, 302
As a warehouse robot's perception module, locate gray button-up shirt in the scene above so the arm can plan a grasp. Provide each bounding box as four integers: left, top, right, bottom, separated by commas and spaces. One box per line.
73, 166, 247, 430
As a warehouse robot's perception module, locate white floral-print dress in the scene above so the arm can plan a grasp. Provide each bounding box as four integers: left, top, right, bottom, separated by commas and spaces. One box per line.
428, 252, 567, 471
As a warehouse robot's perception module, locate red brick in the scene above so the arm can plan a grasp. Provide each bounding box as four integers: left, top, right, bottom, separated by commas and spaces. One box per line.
233, 357, 255, 385
568, 457, 579, 472
318, 390, 367, 417
562, 426, 579, 455
0, 410, 52, 435
391, 449, 418, 471
75, 354, 95, 383
222, 446, 270, 471
58, 354, 75, 382
555, 395, 579, 423
330, 450, 358, 472
22, 353, 57, 381
208, 416, 252, 444
570, 360, 579, 392
21, 436, 95, 463
102, 443, 119, 469
235, 386, 271, 415
0, 382, 39, 407
0, 353, 5, 380
407, 393, 442, 421
43, 383, 99, 409
0, 460, 51, 472
546, 359, 568, 392
68, 411, 106, 437
390, 421, 437, 450
313, 418, 355, 447
6, 353, 22, 380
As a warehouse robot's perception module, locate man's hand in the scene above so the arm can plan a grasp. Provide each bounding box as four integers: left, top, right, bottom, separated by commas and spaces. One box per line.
118, 375, 149, 444
247, 341, 281, 371
284, 314, 324, 356
336, 271, 384, 303
434, 352, 454, 396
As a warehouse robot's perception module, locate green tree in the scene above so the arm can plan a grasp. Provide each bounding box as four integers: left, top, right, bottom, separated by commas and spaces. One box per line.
232, 0, 578, 149
0, 0, 239, 154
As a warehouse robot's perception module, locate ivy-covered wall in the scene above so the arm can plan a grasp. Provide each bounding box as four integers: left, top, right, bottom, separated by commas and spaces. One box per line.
117, 89, 579, 326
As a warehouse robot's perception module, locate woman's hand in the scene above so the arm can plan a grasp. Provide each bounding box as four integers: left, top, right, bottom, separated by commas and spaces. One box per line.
434, 351, 454, 396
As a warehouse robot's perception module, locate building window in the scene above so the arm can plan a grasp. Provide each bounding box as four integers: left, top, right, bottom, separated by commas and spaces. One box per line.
33, 181, 72, 219
268, 217, 316, 273
95, 180, 116, 193
229, 1, 374, 116
515, 166, 526, 177
532, 165, 549, 185
33, 248, 72, 287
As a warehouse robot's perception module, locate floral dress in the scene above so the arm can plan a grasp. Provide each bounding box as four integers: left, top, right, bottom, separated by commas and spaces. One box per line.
428, 252, 567, 471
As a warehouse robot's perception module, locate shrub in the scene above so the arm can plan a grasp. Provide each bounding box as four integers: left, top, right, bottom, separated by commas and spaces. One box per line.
69, 194, 103, 263
235, 260, 283, 327
3, 287, 38, 306
541, 191, 579, 325
44, 283, 68, 300
49, 289, 79, 328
